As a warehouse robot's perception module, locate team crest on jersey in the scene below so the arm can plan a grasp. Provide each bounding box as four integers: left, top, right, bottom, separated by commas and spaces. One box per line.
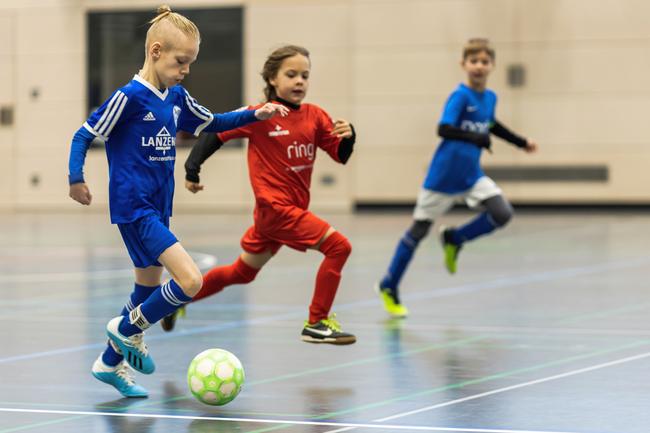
141, 126, 176, 155
269, 124, 290, 137
173, 106, 181, 127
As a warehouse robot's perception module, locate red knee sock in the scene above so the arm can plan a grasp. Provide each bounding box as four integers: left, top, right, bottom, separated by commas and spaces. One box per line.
192, 257, 259, 302
309, 232, 352, 324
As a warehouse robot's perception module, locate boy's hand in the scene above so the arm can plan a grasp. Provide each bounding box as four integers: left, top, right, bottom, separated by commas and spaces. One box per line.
69, 182, 92, 205
255, 103, 289, 120
331, 119, 353, 138
524, 139, 538, 153
185, 180, 204, 194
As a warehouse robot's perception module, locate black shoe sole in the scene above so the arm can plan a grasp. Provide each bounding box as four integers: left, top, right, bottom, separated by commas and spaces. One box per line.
300, 335, 357, 345
160, 315, 175, 332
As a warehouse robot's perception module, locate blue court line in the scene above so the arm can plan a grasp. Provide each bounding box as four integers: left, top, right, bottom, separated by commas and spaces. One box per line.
1, 256, 649, 365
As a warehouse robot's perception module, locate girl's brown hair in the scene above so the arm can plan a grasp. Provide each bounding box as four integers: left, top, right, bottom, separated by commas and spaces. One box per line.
261, 45, 310, 101
462, 38, 495, 61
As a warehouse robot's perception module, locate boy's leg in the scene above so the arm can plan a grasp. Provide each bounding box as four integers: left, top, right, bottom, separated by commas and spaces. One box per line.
377, 219, 431, 317
108, 243, 200, 374
450, 195, 513, 244
101, 279, 160, 367
442, 178, 512, 274
94, 268, 161, 397
379, 188, 453, 310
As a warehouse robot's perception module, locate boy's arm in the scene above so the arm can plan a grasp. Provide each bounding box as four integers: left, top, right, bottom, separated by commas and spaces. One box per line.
489, 119, 527, 148
438, 124, 491, 150
490, 119, 538, 152
68, 127, 96, 205
202, 103, 289, 134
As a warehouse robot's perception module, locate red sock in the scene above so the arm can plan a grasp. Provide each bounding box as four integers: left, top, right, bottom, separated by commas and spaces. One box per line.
192, 257, 259, 302
309, 232, 352, 324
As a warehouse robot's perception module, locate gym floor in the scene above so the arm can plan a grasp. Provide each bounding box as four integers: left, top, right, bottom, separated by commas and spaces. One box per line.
1, 209, 649, 433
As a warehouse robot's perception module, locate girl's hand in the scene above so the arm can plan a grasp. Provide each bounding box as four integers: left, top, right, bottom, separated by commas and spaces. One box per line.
69, 182, 92, 205
524, 139, 538, 153
185, 180, 204, 194
331, 119, 353, 138
255, 103, 289, 120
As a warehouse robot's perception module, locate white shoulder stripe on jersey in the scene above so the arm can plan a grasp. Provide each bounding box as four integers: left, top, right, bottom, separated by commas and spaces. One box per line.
99, 94, 128, 137
193, 115, 215, 136
184, 94, 214, 135
97, 92, 128, 137
183, 89, 212, 118
82, 122, 107, 141
94, 91, 124, 135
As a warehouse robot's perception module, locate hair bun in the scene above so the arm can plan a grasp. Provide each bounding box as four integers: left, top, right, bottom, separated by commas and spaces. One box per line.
157, 4, 172, 15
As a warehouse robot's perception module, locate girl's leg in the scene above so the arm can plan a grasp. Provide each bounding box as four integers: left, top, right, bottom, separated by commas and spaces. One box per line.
309, 227, 351, 323
301, 227, 355, 344
192, 250, 273, 302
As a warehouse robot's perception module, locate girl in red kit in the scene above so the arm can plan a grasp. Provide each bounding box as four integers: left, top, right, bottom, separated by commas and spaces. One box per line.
163, 45, 357, 344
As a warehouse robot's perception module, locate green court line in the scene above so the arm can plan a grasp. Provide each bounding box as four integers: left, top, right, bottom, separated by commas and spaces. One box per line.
6, 295, 650, 433
557, 301, 650, 325
130, 335, 489, 408
0, 335, 486, 433
0, 416, 88, 433
242, 339, 650, 433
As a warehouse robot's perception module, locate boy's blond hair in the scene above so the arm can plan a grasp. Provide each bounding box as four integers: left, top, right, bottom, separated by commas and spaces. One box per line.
145, 4, 201, 51
463, 38, 495, 61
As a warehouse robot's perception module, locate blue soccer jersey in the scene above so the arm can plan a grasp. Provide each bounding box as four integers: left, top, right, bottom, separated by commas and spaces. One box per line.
423, 83, 497, 194
76, 74, 256, 223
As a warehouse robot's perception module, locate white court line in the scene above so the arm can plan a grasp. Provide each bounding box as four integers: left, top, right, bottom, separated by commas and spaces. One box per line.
322, 351, 650, 433
0, 408, 592, 433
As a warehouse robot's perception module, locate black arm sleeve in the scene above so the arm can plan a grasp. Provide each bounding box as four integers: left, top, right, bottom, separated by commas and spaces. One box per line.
337, 124, 356, 164
438, 124, 491, 149
184, 133, 224, 183
490, 119, 527, 148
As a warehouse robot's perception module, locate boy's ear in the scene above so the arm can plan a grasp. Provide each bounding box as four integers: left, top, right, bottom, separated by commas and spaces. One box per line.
150, 42, 162, 59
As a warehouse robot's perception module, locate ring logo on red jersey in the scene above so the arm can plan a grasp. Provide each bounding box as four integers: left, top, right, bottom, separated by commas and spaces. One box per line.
287, 141, 315, 161
269, 124, 290, 137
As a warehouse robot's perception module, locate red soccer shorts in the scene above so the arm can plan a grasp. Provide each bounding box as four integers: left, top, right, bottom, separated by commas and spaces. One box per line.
240, 204, 330, 254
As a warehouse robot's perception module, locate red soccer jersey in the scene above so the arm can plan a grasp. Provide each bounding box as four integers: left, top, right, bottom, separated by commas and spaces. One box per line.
217, 102, 343, 211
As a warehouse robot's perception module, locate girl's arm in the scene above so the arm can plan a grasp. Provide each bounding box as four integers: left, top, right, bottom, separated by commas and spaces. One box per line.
331, 120, 356, 164
184, 133, 224, 185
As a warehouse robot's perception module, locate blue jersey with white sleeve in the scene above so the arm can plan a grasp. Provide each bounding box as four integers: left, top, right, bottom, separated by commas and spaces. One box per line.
423, 83, 497, 193
73, 74, 257, 224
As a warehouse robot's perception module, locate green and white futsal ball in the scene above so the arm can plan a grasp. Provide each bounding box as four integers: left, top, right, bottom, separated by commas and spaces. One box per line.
187, 349, 245, 406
